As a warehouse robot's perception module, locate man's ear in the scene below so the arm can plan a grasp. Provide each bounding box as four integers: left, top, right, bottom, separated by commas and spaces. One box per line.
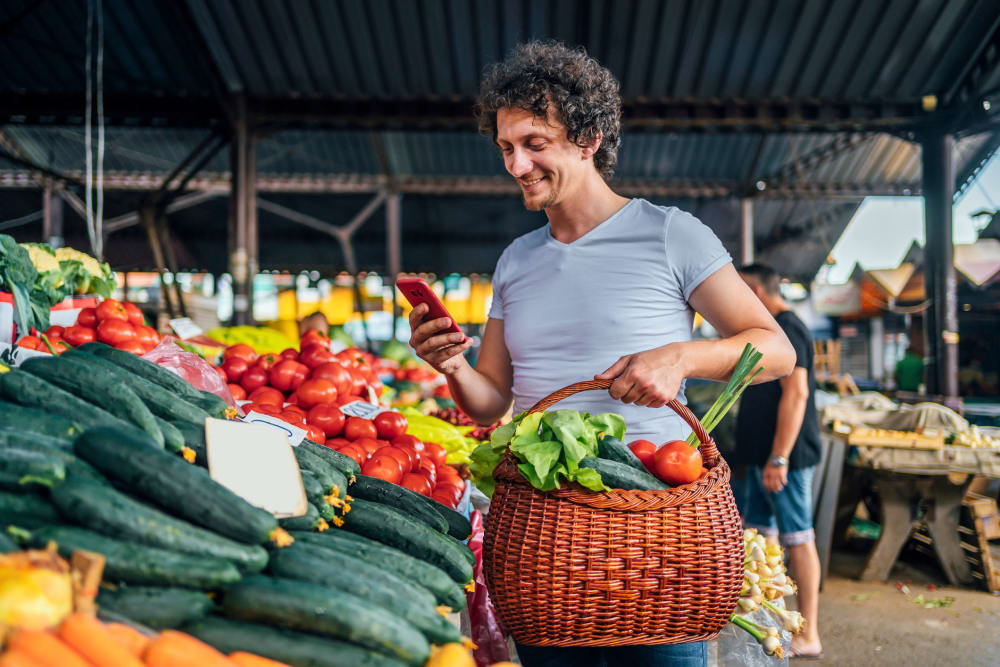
581, 130, 602, 160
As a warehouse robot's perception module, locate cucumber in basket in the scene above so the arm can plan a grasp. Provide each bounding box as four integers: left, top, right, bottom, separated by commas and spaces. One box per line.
579, 456, 669, 491
596, 434, 646, 471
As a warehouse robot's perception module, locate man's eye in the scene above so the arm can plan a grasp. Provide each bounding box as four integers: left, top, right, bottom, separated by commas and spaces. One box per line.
528, 144, 545, 151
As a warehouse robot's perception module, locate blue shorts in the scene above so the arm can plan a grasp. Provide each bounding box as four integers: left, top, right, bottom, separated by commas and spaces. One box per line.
515, 641, 707, 667
739, 465, 816, 546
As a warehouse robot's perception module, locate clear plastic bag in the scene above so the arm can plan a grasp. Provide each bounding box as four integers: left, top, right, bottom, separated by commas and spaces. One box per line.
465, 509, 510, 666
709, 606, 791, 667
141, 339, 237, 408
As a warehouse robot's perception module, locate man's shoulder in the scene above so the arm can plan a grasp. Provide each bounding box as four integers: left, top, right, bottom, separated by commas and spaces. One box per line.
777, 310, 812, 342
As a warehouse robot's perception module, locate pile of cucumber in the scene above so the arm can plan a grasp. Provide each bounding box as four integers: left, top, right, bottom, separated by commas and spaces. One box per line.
0, 342, 477, 667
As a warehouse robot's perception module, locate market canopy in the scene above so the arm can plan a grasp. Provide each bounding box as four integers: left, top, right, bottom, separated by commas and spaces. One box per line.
1, 0, 998, 279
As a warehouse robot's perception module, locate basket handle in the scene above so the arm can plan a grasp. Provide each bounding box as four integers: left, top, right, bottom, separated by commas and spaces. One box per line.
524, 379, 719, 465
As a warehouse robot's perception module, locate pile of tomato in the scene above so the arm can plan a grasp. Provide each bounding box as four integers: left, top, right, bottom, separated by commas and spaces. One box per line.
15, 298, 161, 355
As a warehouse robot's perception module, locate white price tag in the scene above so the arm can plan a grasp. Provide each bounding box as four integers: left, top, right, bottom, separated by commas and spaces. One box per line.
169, 317, 203, 340
340, 400, 385, 420
0, 341, 51, 367
242, 411, 308, 447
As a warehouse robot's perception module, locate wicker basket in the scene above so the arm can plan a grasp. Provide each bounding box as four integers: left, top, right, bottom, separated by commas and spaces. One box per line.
483, 380, 743, 647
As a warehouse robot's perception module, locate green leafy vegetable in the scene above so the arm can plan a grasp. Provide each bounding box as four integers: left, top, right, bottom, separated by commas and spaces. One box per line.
0, 234, 50, 335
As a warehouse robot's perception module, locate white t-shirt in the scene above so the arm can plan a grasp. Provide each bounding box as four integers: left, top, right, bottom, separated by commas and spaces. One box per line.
487, 198, 731, 444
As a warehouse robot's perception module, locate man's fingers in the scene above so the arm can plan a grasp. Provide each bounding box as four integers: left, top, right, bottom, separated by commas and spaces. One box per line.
595, 356, 630, 381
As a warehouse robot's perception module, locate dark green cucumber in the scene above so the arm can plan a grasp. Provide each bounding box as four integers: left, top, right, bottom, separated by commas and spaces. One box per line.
27, 525, 240, 589
0, 532, 17, 553
62, 349, 211, 427
0, 401, 82, 444
74, 427, 285, 548
300, 471, 336, 521
50, 478, 269, 572
597, 434, 647, 472
97, 585, 215, 629
184, 617, 409, 667
300, 439, 360, 479
412, 493, 472, 541
293, 446, 346, 497
291, 530, 466, 611
20, 356, 164, 447
171, 421, 206, 465
0, 489, 60, 527
0, 438, 105, 487
349, 475, 448, 534
0, 371, 154, 443
188, 391, 230, 418
0, 447, 65, 488
154, 416, 187, 455
343, 499, 473, 584
579, 456, 669, 490
268, 543, 459, 645
223, 575, 430, 667
79, 342, 205, 401
0, 427, 73, 453
278, 504, 327, 532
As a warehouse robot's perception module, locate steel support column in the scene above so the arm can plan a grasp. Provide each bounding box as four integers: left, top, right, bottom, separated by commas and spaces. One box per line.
740, 198, 754, 265
42, 186, 63, 248
229, 98, 257, 325
386, 192, 402, 324
921, 133, 958, 398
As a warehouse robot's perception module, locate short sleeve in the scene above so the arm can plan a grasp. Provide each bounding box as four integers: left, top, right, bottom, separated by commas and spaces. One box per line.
664, 210, 732, 301
784, 321, 810, 370
487, 244, 514, 320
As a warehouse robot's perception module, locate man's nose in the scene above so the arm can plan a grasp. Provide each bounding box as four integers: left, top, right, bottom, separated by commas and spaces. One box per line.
507, 150, 532, 178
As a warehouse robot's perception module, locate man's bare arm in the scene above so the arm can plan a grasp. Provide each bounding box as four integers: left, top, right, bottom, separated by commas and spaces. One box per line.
446, 318, 514, 425
771, 367, 810, 459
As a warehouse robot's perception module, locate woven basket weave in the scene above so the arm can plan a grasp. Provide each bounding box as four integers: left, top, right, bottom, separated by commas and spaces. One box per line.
483, 380, 743, 647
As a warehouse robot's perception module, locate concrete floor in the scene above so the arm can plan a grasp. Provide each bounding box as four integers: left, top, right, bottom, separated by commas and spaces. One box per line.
793, 550, 1000, 666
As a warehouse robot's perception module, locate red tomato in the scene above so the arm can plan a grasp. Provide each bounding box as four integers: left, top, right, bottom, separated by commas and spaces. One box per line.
628, 440, 658, 472
246, 386, 281, 406
369, 377, 384, 398
363, 455, 404, 484
437, 466, 462, 484
311, 362, 352, 397
353, 437, 382, 456
212, 365, 227, 381
305, 424, 325, 444
307, 404, 346, 438
285, 392, 299, 405
228, 383, 247, 401
299, 343, 336, 370
97, 319, 136, 346
336, 395, 361, 407
653, 440, 704, 486
347, 367, 368, 396
417, 458, 437, 485
280, 348, 299, 361
63, 325, 96, 347
45, 325, 65, 338
251, 402, 282, 416
325, 437, 351, 450
376, 446, 412, 473
224, 343, 257, 364
301, 329, 329, 346
122, 301, 145, 327
222, 357, 249, 383
76, 307, 97, 328
16, 335, 43, 351
344, 417, 377, 441
431, 490, 459, 509
402, 473, 432, 496
269, 359, 305, 393
297, 378, 337, 409
240, 366, 270, 393
279, 410, 306, 426
373, 411, 408, 440
115, 340, 147, 355
393, 443, 421, 472
96, 299, 129, 322
282, 405, 307, 418
423, 441, 448, 468
253, 353, 277, 371
336, 444, 367, 467
134, 325, 159, 347
392, 435, 425, 459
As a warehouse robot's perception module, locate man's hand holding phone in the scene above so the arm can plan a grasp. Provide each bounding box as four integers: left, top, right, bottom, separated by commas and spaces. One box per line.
407, 303, 473, 375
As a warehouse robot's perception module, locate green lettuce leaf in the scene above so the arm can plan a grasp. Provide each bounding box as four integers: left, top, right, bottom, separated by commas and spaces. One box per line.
510, 437, 562, 480
585, 413, 627, 441
574, 467, 608, 492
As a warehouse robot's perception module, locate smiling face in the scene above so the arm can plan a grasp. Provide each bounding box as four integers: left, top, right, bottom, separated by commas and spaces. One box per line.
496, 106, 597, 211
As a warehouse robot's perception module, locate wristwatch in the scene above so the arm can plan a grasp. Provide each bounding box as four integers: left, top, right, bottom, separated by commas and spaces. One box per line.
768, 455, 789, 467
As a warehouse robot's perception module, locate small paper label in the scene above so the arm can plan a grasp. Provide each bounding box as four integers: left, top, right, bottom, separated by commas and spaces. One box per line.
0, 341, 52, 367
242, 411, 309, 447
169, 317, 203, 340
340, 400, 385, 420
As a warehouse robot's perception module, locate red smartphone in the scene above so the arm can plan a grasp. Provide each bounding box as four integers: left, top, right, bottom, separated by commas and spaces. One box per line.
396, 277, 464, 336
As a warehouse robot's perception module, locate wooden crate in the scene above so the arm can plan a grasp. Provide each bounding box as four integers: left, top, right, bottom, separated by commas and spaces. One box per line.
959, 493, 1000, 593
847, 426, 945, 450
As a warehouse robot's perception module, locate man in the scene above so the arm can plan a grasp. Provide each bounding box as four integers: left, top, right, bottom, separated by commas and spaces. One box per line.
410, 41, 795, 667
298, 311, 329, 339
735, 263, 823, 660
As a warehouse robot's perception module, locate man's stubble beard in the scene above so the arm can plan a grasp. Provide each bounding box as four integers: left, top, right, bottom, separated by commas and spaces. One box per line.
522, 185, 558, 211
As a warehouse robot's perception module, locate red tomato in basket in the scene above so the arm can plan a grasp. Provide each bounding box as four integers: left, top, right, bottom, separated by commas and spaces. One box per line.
628, 440, 658, 471
373, 411, 408, 440
297, 378, 337, 410
122, 301, 145, 327
248, 386, 283, 407
402, 473, 432, 497
308, 404, 345, 438
63, 325, 96, 347
227, 384, 247, 401
653, 440, 704, 486
344, 417, 377, 441
76, 307, 97, 328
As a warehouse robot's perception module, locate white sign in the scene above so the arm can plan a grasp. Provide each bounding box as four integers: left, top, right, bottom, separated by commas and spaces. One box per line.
340, 400, 385, 420
242, 411, 308, 447
0, 341, 51, 367
205, 418, 307, 518
810, 281, 861, 316
169, 317, 204, 340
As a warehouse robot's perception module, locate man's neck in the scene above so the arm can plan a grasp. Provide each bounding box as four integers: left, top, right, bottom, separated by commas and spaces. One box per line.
766, 296, 791, 318
545, 172, 630, 244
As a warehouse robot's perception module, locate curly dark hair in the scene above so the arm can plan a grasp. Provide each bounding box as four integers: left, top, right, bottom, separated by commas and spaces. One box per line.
475, 40, 622, 177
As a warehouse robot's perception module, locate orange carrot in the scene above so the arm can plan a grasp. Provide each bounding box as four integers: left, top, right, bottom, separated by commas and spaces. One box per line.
105, 622, 150, 658
6, 630, 91, 667
57, 612, 144, 667
229, 652, 293, 667
143, 630, 233, 667
0, 650, 45, 667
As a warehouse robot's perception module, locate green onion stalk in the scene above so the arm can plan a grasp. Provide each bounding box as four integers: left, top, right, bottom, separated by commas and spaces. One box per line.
729, 614, 784, 658
686, 343, 763, 447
